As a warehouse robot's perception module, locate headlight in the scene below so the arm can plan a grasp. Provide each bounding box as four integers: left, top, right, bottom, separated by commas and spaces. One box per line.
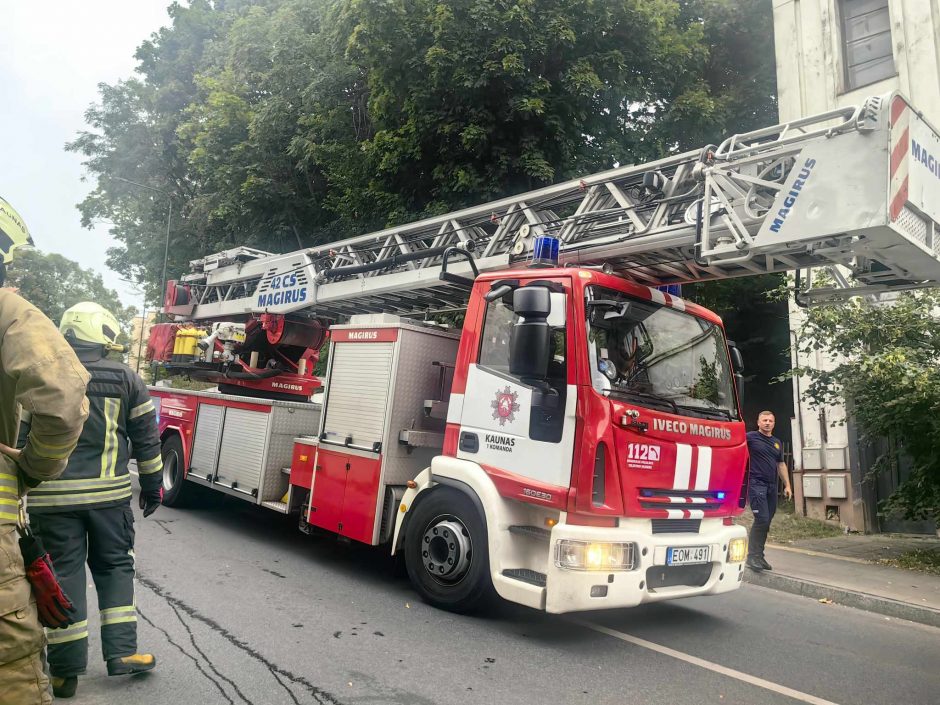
728, 537, 748, 563
554, 540, 637, 571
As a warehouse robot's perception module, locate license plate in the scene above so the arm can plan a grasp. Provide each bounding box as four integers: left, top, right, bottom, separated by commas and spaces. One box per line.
667, 545, 711, 566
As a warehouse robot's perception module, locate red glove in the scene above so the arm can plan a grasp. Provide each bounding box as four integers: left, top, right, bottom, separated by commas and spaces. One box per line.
139, 487, 163, 517
18, 530, 75, 629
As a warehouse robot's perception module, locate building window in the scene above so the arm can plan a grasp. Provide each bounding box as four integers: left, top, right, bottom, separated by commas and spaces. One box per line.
840, 0, 896, 91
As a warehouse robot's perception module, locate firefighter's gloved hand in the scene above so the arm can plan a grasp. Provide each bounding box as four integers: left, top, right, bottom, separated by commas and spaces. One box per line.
19, 531, 75, 629
139, 487, 163, 518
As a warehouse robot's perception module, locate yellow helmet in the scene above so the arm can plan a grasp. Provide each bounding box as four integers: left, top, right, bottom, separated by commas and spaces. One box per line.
0, 196, 35, 265
60, 302, 122, 349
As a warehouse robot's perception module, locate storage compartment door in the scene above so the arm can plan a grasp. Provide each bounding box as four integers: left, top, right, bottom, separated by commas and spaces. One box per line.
215, 408, 271, 498
340, 453, 383, 544
308, 447, 347, 533
321, 342, 394, 450
190, 404, 224, 481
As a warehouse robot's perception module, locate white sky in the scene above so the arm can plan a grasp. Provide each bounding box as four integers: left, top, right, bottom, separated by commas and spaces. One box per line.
0, 1, 173, 308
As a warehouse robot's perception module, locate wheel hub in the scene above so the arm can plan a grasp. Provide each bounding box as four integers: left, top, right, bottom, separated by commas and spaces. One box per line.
421, 518, 471, 583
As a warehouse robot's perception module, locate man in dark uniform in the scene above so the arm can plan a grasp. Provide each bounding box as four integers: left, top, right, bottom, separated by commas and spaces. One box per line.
22, 302, 164, 699
745, 411, 792, 572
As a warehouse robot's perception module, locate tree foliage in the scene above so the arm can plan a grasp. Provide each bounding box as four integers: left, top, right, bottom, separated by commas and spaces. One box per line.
6, 250, 136, 341
793, 292, 940, 521
68, 0, 776, 304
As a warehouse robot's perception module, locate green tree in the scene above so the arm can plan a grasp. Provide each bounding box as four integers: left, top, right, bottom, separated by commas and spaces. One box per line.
69, 0, 777, 301
67, 0, 228, 304
792, 291, 940, 521
6, 250, 136, 341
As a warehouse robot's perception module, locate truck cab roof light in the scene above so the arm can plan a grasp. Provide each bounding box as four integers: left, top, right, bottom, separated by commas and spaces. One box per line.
531, 236, 560, 267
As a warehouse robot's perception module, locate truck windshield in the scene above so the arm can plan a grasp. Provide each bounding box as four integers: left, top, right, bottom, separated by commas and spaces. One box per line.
585, 286, 738, 420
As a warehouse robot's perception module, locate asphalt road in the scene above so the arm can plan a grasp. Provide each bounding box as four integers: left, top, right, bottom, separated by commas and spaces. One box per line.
63, 489, 939, 705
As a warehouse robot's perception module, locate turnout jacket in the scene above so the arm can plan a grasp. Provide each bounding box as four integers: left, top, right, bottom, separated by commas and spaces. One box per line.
24, 343, 163, 514
0, 289, 89, 525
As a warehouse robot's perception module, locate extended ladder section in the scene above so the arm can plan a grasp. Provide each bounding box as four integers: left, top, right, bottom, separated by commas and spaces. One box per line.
166, 92, 940, 321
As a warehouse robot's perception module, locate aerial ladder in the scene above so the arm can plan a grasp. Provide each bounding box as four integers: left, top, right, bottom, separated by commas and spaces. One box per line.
162, 92, 937, 320
147, 93, 940, 613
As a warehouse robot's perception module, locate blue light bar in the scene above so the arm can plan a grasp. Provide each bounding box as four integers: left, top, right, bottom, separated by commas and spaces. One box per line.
656, 284, 682, 297
716, 491, 726, 500
532, 236, 560, 266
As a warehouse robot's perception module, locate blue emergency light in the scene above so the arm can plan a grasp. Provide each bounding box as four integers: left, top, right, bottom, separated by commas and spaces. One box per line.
657, 284, 682, 297
532, 236, 560, 267
716, 492, 726, 500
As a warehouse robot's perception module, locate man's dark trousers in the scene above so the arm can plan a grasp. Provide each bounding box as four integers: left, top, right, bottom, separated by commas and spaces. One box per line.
748, 480, 777, 559
30, 504, 137, 677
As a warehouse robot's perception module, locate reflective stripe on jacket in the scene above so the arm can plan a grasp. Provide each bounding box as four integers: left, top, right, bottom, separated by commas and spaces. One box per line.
25, 343, 162, 513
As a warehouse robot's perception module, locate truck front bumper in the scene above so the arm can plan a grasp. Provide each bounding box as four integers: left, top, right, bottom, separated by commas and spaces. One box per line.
541, 519, 746, 613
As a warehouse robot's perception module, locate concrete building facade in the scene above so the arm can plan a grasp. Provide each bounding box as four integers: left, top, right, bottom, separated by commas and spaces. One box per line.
773, 0, 940, 532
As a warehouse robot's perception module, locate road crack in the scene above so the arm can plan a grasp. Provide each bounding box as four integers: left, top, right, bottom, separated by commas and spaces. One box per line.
138, 572, 344, 705
137, 607, 239, 705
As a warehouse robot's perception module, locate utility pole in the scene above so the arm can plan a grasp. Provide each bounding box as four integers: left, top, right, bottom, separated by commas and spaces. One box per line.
135, 303, 147, 374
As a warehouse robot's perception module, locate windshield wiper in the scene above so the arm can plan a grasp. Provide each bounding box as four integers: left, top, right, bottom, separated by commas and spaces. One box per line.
610, 388, 679, 414
675, 404, 733, 421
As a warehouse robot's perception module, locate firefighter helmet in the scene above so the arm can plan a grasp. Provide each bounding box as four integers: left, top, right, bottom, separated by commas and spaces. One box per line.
60, 302, 122, 349
0, 196, 35, 265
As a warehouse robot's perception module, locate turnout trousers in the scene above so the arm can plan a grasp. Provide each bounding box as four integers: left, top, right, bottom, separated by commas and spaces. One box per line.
0, 524, 52, 705
29, 504, 137, 677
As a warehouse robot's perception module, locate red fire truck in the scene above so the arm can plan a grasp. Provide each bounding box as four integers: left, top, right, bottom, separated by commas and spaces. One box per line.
148, 93, 940, 613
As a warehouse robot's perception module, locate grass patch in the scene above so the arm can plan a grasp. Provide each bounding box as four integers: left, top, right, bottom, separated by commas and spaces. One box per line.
735, 501, 844, 543
877, 549, 940, 576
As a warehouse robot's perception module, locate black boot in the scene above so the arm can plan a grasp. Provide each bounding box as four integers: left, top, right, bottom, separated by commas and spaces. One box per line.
749, 523, 769, 558
52, 676, 78, 698
747, 522, 769, 571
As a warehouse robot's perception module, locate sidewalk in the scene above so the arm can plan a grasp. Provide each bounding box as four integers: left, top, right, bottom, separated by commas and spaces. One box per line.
743, 539, 940, 628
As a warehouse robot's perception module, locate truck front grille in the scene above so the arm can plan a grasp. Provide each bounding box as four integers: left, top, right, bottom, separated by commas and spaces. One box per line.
650, 519, 701, 534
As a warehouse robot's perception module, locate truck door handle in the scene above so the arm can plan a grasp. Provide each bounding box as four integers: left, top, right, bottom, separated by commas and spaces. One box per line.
459, 432, 479, 453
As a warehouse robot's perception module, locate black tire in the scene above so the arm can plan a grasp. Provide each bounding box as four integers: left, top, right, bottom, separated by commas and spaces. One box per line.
404, 486, 494, 613
160, 434, 190, 507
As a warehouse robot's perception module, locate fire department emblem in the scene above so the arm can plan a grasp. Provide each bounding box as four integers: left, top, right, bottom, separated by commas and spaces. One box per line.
491, 387, 520, 426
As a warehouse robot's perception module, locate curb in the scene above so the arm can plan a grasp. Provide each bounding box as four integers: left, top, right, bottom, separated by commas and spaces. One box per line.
764, 543, 872, 565
742, 569, 940, 628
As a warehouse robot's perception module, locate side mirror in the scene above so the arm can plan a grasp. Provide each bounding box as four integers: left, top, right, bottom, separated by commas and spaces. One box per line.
728, 341, 744, 372
734, 372, 745, 414
728, 341, 744, 416
509, 286, 552, 380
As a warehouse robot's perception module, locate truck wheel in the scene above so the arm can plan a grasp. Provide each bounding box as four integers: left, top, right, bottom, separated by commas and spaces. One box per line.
404, 487, 494, 613
160, 434, 189, 507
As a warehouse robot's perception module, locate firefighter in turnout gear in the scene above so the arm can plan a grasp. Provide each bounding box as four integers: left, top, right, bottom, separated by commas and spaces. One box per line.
0, 197, 90, 705
24, 302, 164, 699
